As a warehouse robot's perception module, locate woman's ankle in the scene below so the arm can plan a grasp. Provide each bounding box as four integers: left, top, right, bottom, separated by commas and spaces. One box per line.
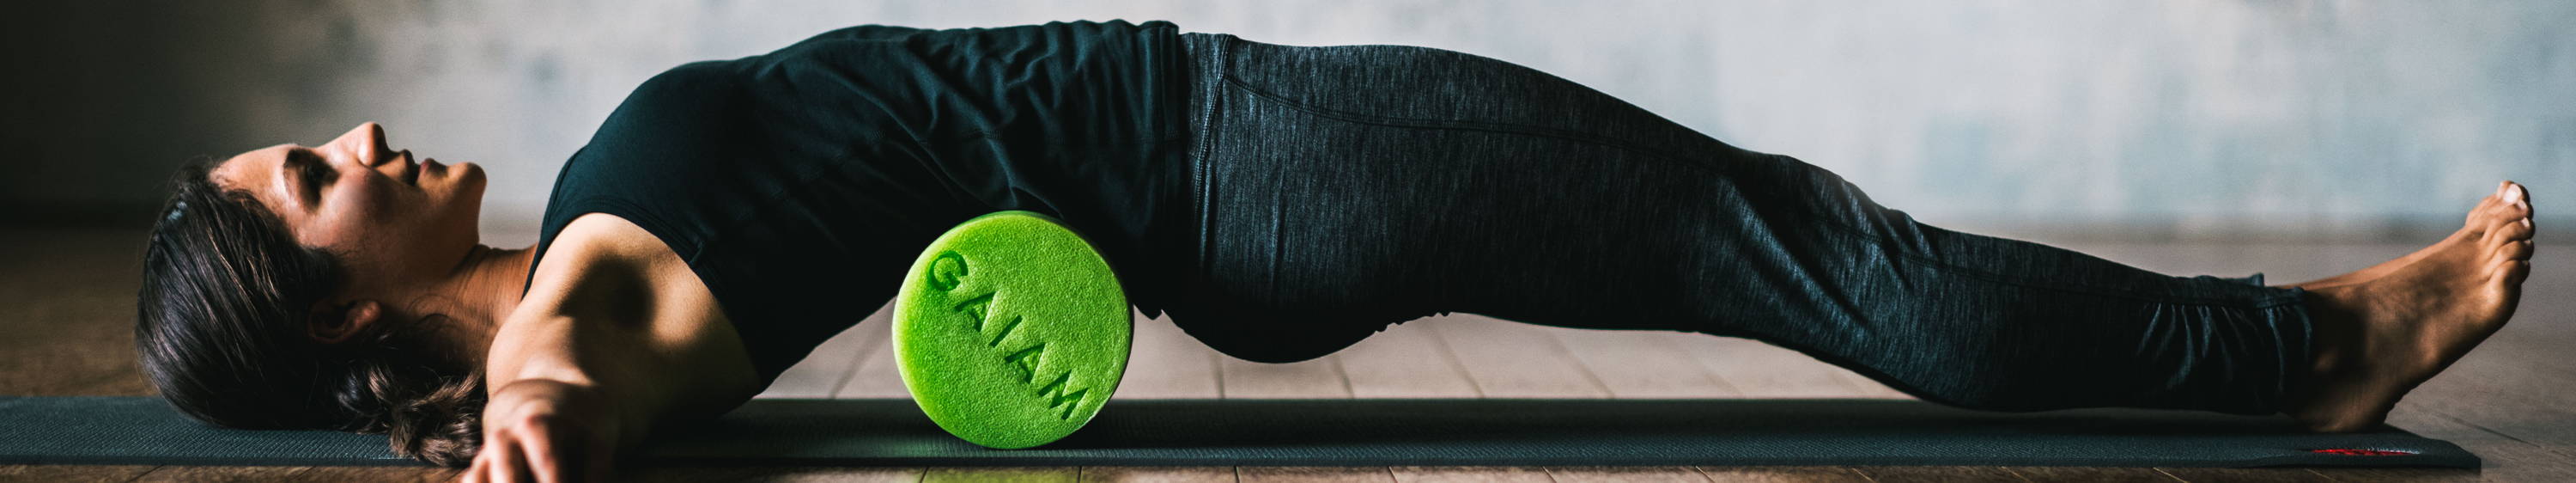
2286, 288, 2364, 409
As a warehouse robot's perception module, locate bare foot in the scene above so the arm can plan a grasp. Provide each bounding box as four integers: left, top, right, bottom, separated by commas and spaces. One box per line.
2281, 180, 2535, 432
2274, 180, 2532, 290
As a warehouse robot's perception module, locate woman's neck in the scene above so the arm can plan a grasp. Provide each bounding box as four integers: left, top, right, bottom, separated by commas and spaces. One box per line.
440, 243, 537, 364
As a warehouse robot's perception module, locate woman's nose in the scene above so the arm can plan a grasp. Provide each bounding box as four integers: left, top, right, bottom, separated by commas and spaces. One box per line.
328, 122, 392, 165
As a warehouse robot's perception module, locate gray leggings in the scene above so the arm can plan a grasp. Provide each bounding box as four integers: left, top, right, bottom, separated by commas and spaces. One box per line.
1151, 33, 2316, 415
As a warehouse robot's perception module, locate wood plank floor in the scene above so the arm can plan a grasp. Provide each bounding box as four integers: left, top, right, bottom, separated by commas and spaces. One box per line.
3, 227, 2563, 481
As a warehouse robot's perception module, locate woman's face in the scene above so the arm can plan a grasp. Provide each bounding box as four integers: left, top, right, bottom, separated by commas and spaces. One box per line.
209, 122, 487, 299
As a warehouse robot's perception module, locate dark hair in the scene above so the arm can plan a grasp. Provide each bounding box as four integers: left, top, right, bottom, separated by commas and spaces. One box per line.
135, 156, 486, 466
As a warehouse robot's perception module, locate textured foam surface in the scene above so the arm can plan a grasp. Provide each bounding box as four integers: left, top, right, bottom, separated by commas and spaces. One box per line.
893, 211, 1132, 449
0, 397, 2479, 468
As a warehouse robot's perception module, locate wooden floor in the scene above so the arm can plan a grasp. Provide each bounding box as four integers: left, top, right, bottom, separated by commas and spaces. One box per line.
3, 226, 2567, 481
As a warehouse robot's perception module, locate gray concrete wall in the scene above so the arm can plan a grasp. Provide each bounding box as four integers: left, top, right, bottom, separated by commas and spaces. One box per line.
6, 1, 2570, 244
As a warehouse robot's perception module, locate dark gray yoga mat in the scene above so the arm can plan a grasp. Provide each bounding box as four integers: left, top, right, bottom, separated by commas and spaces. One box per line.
0, 396, 2476, 468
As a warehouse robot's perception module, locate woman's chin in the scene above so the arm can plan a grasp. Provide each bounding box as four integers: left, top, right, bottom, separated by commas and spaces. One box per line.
437, 162, 490, 203
434, 161, 486, 184
433, 162, 491, 238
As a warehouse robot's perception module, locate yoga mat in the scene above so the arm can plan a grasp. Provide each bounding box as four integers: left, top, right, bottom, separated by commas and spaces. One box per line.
0, 396, 2476, 468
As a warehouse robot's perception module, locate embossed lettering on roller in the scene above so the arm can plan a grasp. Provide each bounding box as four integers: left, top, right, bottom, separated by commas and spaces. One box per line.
924, 249, 1092, 419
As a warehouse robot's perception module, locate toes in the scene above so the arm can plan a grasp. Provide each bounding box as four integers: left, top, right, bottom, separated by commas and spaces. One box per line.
2512, 180, 2536, 223
2500, 237, 2535, 260
2497, 197, 2530, 216
2470, 183, 2530, 229
2470, 183, 2503, 218
2492, 211, 2537, 242
2505, 182, 2533, 215
2492, 257, 2531, 288
2510, 260, 2530, 286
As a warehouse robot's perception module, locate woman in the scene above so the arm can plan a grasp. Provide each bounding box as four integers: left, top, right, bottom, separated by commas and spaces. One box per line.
135, 19, 2533, 481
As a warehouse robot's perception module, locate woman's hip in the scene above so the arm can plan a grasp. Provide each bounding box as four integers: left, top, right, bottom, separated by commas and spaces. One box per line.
1158, 33, 1790, 360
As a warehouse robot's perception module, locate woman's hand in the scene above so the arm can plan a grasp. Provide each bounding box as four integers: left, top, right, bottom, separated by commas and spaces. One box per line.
463, 378, 620, 483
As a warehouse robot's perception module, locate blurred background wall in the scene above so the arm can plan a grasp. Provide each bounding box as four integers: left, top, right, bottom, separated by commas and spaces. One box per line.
4, 0, 2569, 245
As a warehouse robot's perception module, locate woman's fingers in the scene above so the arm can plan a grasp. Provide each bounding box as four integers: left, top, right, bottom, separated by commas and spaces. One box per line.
491, 430, 535, 483
465, 438, 502, 483
462, 449, 488, 483
516, 418, 561, 483
471, 379, 623, 483
506, 411, 608, 483
464, 421, 571, 483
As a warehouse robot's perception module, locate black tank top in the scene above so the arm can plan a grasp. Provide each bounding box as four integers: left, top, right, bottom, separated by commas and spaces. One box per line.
523, 20, 1194, 386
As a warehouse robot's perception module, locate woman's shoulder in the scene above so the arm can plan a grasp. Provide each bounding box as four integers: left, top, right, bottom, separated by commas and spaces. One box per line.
492, 211, 763, 424
516, 212, 723, 327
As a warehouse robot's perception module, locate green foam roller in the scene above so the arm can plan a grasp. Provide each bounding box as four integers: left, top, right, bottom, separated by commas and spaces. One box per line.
893, 210, 1132, 449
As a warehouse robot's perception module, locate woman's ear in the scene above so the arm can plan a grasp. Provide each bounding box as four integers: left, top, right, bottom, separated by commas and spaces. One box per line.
308, 299, 385, 345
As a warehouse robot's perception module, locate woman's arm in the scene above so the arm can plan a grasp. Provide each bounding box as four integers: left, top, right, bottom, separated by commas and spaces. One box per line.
465, 214, 762, 483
